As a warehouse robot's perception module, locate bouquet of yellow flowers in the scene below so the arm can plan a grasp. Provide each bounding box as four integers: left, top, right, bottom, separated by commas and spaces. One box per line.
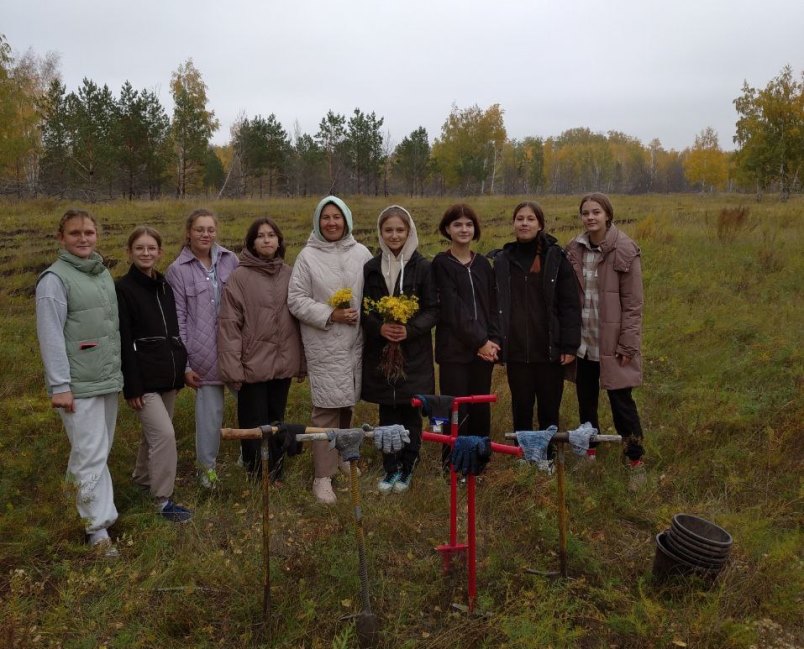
328, 288, 353, 309
363, 294, 419, 382
362, 294, 419, 324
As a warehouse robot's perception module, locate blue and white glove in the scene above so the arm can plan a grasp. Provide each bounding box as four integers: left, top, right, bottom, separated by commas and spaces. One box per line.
568, 422, 597, 456
515, 426, 557, 464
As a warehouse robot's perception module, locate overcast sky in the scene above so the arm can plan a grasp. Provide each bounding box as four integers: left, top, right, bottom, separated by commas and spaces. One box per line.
4, 0, 802, 152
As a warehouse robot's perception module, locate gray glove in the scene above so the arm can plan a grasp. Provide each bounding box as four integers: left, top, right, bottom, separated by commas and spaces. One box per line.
568, 422, 597, 456
327, 428, 365, 461
515, 426, 557, 463
372, 424, 410, 454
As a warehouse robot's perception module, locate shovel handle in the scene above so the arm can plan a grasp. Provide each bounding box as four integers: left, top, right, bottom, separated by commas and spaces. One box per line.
221, 426, 379, 441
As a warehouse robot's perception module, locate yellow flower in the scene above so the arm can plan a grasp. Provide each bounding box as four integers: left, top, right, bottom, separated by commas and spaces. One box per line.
363, 294, 419, 324
328, 288, 353, 309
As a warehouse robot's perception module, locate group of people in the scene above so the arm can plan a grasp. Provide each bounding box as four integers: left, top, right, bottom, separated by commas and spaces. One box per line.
35, 192, 644, 556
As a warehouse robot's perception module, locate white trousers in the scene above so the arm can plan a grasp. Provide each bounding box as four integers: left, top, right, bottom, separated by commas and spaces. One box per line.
59, 393, 119, 534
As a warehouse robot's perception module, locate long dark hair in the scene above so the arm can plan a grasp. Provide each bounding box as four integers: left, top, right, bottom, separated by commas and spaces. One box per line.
512, 201, 546, 273
244, 217, 286, 259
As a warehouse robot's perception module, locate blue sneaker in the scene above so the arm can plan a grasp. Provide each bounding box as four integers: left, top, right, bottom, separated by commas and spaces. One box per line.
378, 471, 401, 494
159, 501, 193, 523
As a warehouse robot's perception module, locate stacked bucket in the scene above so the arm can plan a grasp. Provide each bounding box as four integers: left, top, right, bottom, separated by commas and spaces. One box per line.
653, 514, 733, 580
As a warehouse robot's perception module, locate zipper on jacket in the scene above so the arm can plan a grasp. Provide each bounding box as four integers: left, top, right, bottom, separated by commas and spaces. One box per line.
155, 285, 177, 382
524, 273, 530, 363
466, 265, 478, 320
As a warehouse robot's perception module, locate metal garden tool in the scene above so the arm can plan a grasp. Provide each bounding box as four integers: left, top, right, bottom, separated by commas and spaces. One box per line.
507, 428, 622, 578
329, 427, 379, 648
221, 424, 398, 644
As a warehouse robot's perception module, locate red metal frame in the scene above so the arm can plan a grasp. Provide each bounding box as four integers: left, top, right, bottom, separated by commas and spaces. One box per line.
413, 394, 523, 612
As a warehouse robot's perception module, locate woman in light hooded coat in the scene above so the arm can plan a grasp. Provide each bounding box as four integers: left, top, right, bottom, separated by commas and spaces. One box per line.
288, 196, 372, 504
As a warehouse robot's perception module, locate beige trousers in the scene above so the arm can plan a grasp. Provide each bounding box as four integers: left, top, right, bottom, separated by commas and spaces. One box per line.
132, 391, 178, 502
310, 406, 353, 478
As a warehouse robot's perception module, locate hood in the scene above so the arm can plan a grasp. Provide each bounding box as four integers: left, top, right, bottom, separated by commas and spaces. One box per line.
312, 195, 354, 242
377, 205, 419, 295
377, 205, 419, 261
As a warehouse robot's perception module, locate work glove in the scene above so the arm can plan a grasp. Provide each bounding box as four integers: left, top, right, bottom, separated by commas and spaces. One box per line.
272, 422, 305, 457
413, 394, 453, 420
450, 436, 492, 476
372, 424, 410, 454
515, 426, 557, 463
326, 428, 365, 462
568, 422, 597, 456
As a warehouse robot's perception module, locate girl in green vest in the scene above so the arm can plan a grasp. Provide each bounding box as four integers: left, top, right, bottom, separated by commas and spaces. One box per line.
36, 209, 124, 557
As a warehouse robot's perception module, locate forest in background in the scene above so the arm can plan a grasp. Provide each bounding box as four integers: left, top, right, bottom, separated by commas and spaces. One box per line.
0, 34, 801, 201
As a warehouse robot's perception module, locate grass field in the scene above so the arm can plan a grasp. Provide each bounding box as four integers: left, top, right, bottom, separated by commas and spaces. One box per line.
0, 194, 801, 648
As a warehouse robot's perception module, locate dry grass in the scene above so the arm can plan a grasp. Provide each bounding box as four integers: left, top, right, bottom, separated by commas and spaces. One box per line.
0, 193, 802, 648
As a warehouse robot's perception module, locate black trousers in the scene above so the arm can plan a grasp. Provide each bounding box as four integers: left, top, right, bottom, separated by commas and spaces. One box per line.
438, 359, 494, 465
506, 361, 565, 432
378, 403, 423, 475
237, 378, 292, 479
575, 356, 644, 461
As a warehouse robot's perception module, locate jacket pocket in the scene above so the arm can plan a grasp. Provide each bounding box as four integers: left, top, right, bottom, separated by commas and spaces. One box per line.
69, 336, 111, 381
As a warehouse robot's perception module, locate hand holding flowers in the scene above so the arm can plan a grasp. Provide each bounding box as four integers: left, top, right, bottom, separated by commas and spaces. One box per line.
328, 288, 358, 326
363, 294, 420, 381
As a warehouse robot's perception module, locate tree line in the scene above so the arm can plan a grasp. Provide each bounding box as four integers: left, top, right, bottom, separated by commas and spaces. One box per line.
0, 35, 800, 200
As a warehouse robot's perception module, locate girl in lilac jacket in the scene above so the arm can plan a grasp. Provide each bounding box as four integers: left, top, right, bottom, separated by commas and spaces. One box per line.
166, 209, 238, 488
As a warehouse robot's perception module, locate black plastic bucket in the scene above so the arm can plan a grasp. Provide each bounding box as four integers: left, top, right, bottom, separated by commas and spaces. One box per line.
671, 514, 733, 549
664, 532, 728, 569
653, 531, 699, 579
666, 527, 730, 561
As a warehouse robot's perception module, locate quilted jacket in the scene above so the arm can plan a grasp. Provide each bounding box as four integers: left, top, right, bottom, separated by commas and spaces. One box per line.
288, 197, 373, 408
166, 243, 238, 385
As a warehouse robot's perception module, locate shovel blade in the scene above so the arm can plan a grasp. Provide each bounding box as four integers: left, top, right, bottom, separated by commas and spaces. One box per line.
356, 610, 380, 648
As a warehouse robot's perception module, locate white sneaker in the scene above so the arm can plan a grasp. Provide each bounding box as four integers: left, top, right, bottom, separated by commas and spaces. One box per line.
536, 459, 555, 475
393, 470, 413, 493
87, 531, 119, 559
378, 471, 401, 494
312, 477, 336, 504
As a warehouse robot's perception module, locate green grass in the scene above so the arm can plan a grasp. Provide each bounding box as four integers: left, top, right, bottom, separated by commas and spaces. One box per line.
1, 194, 802, 648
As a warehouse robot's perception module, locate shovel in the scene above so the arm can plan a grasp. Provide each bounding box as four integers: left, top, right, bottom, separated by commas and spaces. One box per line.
348, 457, 379, 647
